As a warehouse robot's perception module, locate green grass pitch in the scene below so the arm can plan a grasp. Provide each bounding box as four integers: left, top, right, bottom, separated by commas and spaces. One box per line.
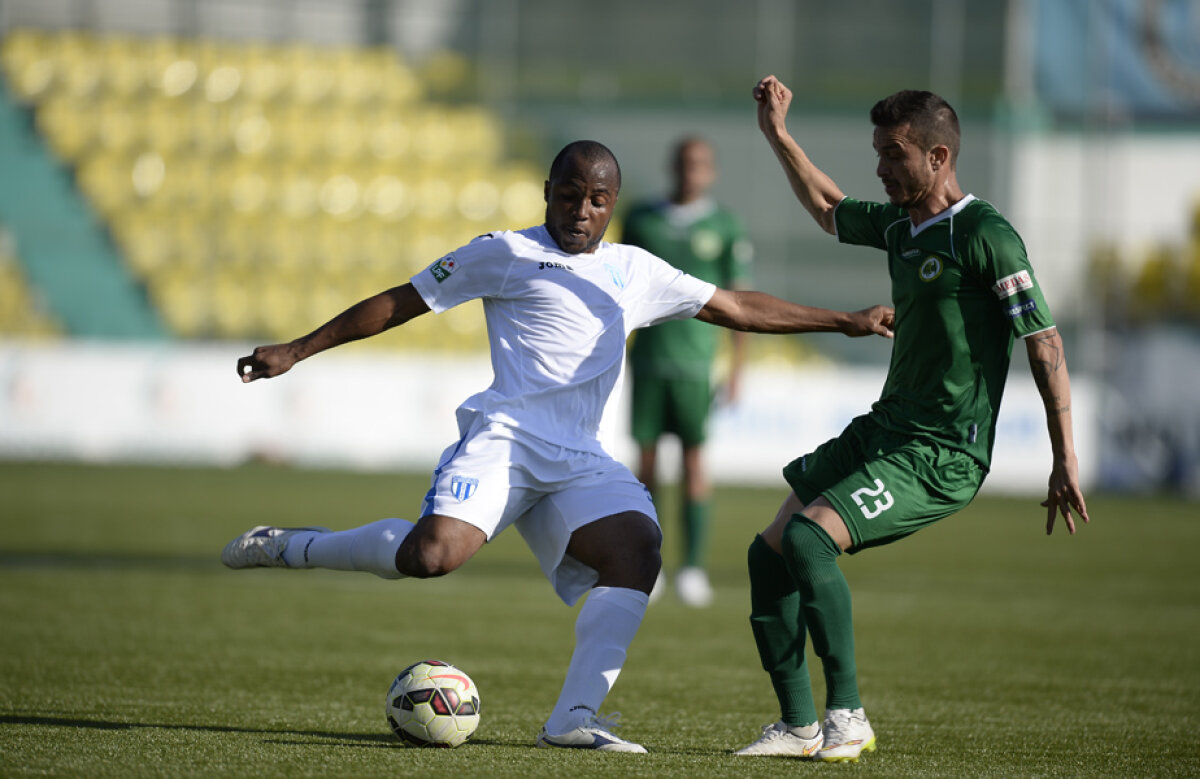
2, 461, 1197, 777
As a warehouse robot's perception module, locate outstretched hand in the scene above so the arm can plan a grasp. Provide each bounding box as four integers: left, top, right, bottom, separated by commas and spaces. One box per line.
237, 343, 301, 383
1042, 456, 1091, 535
753, 75, 793, 138
846, 305, 895, 338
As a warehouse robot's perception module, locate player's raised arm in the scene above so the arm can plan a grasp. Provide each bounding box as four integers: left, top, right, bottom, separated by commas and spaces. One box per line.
237, 283, 430, 382
696, 287, 893, 338
1024, 327, 1091, 535
753, 75, 845, 235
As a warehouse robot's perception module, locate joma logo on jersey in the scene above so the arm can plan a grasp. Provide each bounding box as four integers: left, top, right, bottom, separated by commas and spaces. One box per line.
918, 256, 943, 281
430, 256, 458, 282
992, 270, 1033, 299
538, 261, 575, 271
450, 476, 479, 502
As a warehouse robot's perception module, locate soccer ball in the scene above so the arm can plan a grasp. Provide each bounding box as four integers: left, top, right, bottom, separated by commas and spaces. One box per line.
385, 660, 481, 748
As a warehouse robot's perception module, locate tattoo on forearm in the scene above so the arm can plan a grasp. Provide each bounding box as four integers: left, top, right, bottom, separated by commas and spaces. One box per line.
1028, 331, 1064, 391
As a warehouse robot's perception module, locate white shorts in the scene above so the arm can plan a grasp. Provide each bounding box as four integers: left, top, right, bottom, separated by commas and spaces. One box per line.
421, 420, 658, 605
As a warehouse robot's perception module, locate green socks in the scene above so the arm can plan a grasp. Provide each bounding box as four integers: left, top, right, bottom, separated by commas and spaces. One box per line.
781, 516, 861, 711
747, 516, 862, 725
682, 499, 711, 569
748, 533, 816, 726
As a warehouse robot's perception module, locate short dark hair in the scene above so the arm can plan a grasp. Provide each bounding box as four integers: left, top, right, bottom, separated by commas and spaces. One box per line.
548, 140, 622, 191
870, 90, 960, 166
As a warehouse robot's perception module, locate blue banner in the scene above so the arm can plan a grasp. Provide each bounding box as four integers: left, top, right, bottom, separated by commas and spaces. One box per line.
1036, 0, 1200, 118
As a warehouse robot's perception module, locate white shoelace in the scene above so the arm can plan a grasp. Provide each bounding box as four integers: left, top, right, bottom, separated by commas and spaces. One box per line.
823, 709, 864, 742
585, 711, 625, 733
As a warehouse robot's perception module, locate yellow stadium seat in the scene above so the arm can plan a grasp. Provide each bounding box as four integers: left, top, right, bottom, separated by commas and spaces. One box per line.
285, 44, 336, 106
362, 172, 413, 222
211, 271, 261, 338
95, 96, 144, 152
456, 173, 502, 223
110, 207, 172, 277
0, 231, 62, 337
75, 151, 137, 217
151, 271, 209, 338
142, 100, 193, 155
368, 114, 413, 161
411, 170, 457, 220
53, 31, 103, 100
100, 34, 150, 99
240, 43, 289, 103
34, 95, 94, 161
325, 114, 369, 160
150, 37, 201, 99
1, 29, 57, 103
498, 165, 546, 227
375, 50, 422, 106
454, 106, 503, 162
14, 29, 540, 352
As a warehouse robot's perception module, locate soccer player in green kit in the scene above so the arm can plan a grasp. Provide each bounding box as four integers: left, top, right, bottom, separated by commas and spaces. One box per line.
624, 137, 753, 607
734, 76, 1091, 762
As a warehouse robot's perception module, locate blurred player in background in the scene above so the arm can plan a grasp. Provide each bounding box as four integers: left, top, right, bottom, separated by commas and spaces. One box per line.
223, 140, 895, 754
624, 137, 753, 608
735, 77, 1091, 763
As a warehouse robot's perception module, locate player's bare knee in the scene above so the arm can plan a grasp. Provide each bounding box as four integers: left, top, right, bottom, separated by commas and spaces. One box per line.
395, 537, 462, 578
606, 522, 661, 589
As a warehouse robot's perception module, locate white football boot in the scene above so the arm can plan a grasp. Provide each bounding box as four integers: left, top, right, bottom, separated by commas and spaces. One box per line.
733, 720, 823, 757
817, 707, 876, 762
647, 569, 667, 604
537, 711, 647, 753
674, 566, 714, 608
221, 525, 329, 569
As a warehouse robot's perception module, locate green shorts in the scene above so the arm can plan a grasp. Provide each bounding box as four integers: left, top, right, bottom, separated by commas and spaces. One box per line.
782, 414, 985, 552
629, 373, 712, 448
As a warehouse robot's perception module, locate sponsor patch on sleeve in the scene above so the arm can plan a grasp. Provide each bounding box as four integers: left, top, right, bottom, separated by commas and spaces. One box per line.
1005, 299, 1038, 319
429, 255, 458, 283
992, 270, 1033, 299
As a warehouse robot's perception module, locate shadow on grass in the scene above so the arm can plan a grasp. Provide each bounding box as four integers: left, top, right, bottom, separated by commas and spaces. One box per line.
0, 551, 544, 582
1, 713, 530, 749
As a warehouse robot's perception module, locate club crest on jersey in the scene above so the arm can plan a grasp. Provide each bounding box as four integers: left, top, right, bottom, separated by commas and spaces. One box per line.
450, 475, 479, 501
604, 263, 626, 289
430, 256, 458, 283
992, 270, 1033, 299
690, 230, 722, 261
918, 256, 943, 281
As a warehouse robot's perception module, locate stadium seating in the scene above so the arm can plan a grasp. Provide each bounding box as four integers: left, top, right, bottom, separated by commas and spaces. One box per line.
0, 224, 60, 338
0, 28, 545, 349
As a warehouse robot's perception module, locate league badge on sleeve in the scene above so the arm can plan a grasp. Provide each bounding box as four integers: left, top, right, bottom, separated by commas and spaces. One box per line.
430, 256, 458, 283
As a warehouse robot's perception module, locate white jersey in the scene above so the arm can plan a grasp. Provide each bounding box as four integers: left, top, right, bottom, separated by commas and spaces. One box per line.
410, 225, 716, 454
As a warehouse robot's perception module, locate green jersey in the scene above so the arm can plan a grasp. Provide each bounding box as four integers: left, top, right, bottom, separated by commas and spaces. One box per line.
835, 196, 1055, 469
624, 198, 753, 380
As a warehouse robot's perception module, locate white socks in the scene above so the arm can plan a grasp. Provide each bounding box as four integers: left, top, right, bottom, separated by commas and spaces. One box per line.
282, 518, 413, 579
543, 586, 649, 734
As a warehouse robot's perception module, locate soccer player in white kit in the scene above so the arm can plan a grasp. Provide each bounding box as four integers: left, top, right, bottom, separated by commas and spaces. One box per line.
224, 140, 895, 752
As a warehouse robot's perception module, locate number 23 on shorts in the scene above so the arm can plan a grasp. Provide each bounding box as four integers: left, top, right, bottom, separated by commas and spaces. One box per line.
851, 478, 894, 519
